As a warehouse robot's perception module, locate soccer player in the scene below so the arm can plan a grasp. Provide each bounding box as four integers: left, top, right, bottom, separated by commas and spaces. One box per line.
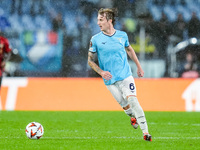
88, 8, 152, 141
0, 35, 12, 89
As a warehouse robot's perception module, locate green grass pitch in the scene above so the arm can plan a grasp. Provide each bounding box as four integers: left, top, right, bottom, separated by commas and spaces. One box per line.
0, 111, 200, 150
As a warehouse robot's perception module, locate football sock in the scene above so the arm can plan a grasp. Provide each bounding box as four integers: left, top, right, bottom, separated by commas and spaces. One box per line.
124, 107, 135, 117
128, 96, 148, 133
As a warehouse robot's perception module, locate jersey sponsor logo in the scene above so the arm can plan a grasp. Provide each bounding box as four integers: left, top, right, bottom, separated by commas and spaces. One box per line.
102, 42, 107, 44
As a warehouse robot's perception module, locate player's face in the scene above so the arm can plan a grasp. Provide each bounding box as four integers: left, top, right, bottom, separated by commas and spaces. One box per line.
97, 13, 109, 31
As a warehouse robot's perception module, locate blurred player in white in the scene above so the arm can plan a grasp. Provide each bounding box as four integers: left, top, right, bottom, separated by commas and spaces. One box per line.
88, 8, 152, 141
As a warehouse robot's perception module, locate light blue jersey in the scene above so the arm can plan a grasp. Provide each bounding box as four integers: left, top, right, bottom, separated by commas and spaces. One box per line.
89, 30, 132, 85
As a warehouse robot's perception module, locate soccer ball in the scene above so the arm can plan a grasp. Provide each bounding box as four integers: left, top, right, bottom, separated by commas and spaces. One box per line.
25, 122, 44, 139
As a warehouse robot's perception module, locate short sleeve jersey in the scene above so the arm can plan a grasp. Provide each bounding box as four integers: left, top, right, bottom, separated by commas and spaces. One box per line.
89, 30, 132, 85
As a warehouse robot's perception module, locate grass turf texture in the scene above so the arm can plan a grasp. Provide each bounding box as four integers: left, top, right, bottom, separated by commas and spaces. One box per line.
0, 111, 200, 150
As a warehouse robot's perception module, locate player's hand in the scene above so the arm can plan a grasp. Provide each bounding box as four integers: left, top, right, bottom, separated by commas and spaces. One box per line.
137, 68, 144, 77
100, 71, 112, 80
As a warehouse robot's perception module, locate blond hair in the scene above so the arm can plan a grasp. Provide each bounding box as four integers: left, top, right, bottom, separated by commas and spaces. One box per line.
98, 8, 118, 25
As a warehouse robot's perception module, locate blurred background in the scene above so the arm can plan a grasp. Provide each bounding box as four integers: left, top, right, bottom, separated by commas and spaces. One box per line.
1, 0, 200, 78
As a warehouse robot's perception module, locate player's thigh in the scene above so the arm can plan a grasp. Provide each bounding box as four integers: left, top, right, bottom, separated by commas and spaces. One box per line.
106, 84, 128, 108
119, 76, 137, 99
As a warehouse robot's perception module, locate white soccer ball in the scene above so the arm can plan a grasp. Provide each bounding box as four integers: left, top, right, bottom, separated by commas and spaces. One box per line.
25, 122, 44, 139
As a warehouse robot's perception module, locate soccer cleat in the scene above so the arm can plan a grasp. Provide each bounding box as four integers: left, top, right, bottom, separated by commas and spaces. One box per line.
143, 133, 152, 141
130, 117, 139, 129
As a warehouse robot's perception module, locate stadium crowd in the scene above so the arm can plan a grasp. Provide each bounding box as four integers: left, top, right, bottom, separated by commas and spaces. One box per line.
0, 0, 200, 77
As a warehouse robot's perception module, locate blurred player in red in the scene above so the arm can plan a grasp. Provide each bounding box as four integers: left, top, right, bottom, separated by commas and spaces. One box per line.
0, 35, 12, 89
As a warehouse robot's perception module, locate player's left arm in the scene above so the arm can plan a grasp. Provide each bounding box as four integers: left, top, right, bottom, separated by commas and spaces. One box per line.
125, 45, 144, 77
1, 52, 11, 69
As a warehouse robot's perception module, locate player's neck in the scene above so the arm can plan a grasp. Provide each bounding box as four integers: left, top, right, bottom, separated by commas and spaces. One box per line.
103, 28, 116, 36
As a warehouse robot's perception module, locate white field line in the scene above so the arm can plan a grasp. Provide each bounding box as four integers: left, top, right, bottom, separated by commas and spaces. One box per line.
149, 122, 200, 126
0, 122, 199, 131
1, 136, 200, 140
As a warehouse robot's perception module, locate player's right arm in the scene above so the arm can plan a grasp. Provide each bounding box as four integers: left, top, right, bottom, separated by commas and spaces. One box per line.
88, 51, 112, 80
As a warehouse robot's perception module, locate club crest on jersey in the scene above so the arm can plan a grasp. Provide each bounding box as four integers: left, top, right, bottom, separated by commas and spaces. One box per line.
117, 38, 123, 44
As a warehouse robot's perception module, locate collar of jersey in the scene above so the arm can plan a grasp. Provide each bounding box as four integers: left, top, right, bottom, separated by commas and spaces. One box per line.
102, 30, 116, 37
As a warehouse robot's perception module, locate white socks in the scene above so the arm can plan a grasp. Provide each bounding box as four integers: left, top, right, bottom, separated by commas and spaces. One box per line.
128, 96, 148, 133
